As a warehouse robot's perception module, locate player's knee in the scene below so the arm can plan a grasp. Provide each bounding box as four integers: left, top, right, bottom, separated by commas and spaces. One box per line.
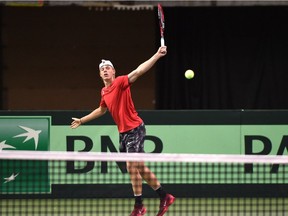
126, 162, 137, 174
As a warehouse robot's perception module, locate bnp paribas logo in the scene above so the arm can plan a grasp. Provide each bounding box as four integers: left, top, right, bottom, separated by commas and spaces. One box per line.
0, 116, 51, 194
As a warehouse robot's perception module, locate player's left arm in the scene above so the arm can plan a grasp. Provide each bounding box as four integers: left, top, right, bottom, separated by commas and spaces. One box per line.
128, 46, 167, 83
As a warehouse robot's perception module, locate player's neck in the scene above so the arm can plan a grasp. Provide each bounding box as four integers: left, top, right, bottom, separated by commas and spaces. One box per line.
103, 77, 114, 87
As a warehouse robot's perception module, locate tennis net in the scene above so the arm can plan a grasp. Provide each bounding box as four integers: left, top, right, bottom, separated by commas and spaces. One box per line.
0, 151, 287, 216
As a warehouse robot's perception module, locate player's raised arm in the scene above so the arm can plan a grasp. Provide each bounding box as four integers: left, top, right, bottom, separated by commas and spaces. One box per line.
71, 106, 107, 129
128, 46, 167, 83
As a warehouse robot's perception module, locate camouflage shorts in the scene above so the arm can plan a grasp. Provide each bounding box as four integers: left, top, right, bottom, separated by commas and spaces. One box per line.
119, 122, 146, 153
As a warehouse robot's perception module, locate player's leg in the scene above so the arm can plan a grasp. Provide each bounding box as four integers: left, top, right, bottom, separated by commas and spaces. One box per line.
121, 122, 175, 215
120, 131, 146, 216
127, 161, 143, 197
137, 161, 160, 189
127, 161, 147, 216
121, 123, 147, 212
137, 162, 175, 216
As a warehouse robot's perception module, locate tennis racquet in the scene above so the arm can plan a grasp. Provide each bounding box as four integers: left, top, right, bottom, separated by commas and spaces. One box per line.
157, 3, 165, 46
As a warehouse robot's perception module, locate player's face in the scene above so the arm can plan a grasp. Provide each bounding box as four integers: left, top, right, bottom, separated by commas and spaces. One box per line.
99, 65, 115, 81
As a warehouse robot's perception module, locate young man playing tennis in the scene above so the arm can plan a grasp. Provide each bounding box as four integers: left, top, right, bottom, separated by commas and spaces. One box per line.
71, 46, 175, 216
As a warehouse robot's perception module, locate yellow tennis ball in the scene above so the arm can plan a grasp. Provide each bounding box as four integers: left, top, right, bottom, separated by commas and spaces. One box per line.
185, 69, 194, 79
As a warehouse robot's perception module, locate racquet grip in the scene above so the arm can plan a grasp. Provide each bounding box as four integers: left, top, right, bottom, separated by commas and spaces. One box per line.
161, 37, 165, 46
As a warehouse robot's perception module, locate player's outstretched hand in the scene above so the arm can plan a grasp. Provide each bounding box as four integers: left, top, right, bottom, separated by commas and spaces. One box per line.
71, 117, 81, 129
158, 46, 167, 56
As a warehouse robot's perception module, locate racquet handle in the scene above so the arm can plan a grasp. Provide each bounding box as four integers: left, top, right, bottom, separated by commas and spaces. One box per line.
161, 37, 165, 46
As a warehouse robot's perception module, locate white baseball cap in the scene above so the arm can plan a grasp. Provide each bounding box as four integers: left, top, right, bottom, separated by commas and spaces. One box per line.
99, 59, 114, 69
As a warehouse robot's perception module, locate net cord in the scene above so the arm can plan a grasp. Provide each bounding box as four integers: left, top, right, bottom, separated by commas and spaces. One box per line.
0, 151, 288, 164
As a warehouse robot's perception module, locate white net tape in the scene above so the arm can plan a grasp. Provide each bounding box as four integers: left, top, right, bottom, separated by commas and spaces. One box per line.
0, 150, 288, 164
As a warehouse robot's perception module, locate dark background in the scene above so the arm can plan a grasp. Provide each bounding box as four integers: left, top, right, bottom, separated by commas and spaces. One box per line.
157, 6, 288, 109
0, 6, 156, 110
1, 4, 288, 110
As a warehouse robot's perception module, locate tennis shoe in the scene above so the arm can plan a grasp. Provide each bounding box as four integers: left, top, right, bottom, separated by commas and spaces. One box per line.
156, 194, 175, 216
130, 204, 147, 216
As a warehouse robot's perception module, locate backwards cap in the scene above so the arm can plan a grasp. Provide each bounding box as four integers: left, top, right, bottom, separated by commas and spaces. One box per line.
99, 59, 114, 69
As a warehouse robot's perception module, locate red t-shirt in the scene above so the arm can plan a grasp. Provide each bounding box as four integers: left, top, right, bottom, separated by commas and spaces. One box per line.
100, 75, 143, 133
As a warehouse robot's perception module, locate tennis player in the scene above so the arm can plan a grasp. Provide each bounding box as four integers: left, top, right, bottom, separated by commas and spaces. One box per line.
71, 46, 175, 216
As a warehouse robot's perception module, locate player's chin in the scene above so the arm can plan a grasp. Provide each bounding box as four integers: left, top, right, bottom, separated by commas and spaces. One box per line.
102, 77, 111, 81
